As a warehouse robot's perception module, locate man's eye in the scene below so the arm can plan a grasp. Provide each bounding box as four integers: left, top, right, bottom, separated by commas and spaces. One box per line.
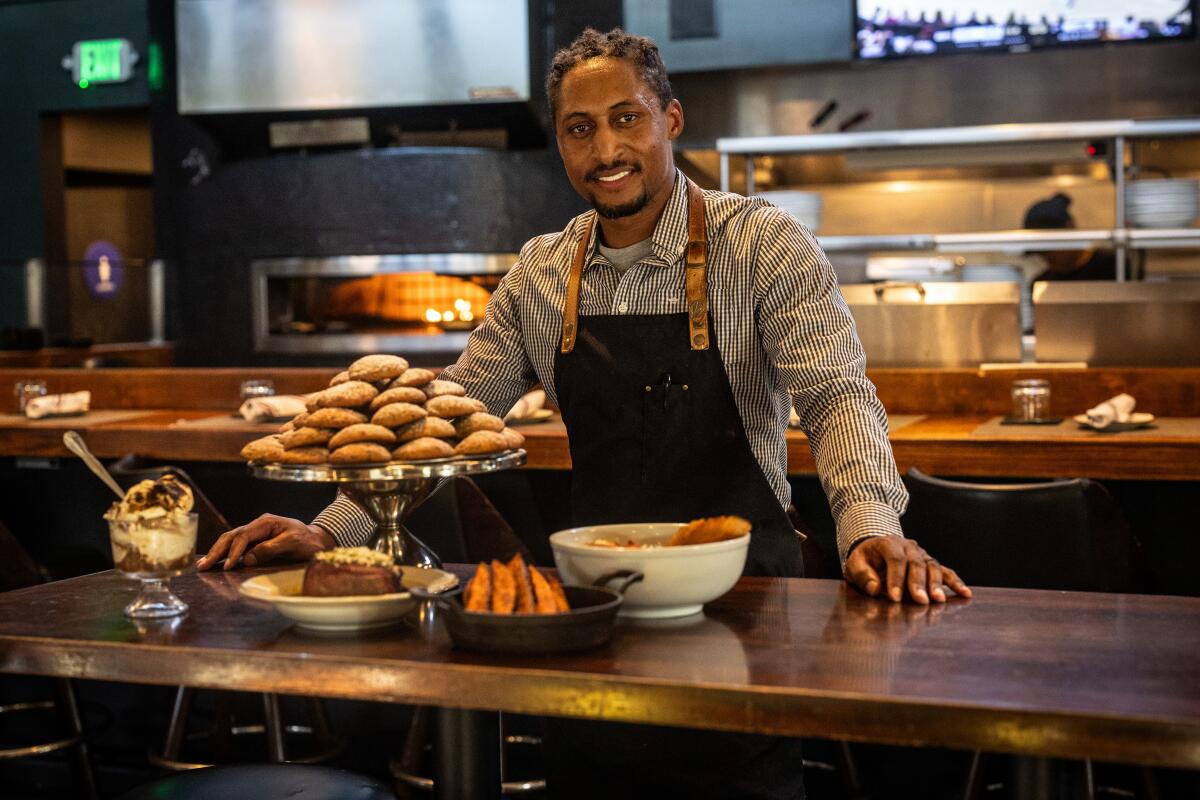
618, 113, 638, 124
569, 124, 591, 136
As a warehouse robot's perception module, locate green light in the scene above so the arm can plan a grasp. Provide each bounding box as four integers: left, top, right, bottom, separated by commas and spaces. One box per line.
79, 79, 89, 89
78, 39, 124, 83
147, 42, 163, 91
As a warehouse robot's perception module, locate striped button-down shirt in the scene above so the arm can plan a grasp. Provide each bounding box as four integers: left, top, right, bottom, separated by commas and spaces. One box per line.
314, 170, 908, 565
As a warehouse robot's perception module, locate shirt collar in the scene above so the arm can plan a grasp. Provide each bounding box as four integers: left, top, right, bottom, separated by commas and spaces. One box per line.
581, 169, 691, 272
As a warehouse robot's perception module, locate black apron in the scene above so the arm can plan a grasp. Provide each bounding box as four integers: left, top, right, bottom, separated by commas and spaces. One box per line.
543, 179, 806, 799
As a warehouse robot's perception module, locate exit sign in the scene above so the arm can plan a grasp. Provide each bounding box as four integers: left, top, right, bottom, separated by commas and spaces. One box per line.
62, 38, 138, 88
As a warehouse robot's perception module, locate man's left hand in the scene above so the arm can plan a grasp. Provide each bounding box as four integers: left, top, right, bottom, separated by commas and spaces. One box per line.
844, 536, 971, 604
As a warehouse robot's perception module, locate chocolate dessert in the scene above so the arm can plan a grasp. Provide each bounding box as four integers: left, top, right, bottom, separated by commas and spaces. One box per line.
302, 547, 402, 596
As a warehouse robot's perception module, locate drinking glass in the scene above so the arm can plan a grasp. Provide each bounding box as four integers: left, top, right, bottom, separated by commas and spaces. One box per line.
240, 379, 275, 401
108, 512, 198, 618
1011, 379, 1051, 421
14, 379, 47, 413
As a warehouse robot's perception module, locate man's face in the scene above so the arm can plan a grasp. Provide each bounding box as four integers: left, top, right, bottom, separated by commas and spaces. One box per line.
554, 57, 683, 222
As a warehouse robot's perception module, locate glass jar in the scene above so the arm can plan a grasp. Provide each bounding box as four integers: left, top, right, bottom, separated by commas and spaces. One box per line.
13, 379, 48, 413
239, 379, 275, 401
1011, 379, 1051, 421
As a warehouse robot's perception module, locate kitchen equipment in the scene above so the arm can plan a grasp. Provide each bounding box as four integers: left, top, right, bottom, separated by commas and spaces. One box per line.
422, 571, 643, 654
841, 281, 1022, 367
1124, 179, 1199, 228
757, 191, 823, 232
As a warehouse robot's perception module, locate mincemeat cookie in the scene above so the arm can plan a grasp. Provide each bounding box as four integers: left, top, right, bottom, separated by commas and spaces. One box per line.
371, 402, 427, 428
348, 354, 409, 383
305, 407, 369, 428
291, 411, 311, 428
455, 430, 510, 455
282, 426, 334, 449
240, 435, 285, 462
306, 380, 378, 411
330, 442, 392, 464
391, 368, 436, 388
278, 446, 329, 465
329, 370, 350, 386
278, 419, 296, 434
500, 427, 525, 448
328, 423, 397, 449
393, 416, 457, 442
454, 412, 505, 436
421, 379, 467, 399
368, 386, 427, 412
426, 395, 487, 419
393, 437, 456, 461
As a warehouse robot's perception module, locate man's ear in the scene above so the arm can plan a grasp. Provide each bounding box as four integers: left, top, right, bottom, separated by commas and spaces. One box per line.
666, 99, 684, 141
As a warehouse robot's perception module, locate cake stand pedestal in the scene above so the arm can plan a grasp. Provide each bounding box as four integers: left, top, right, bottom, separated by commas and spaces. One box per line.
251, 450, 526, 568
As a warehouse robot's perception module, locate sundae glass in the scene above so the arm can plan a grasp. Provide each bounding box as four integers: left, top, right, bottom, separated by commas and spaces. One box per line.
105, 475, 198, 618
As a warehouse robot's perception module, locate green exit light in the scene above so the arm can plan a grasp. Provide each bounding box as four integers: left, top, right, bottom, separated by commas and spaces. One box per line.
63, 38, 138, 86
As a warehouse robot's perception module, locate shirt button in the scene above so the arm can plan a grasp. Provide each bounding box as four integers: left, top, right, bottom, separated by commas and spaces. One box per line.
618, 301, 629, 313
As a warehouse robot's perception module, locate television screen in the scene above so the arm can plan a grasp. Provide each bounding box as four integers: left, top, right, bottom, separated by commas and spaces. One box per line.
855, 1, 1194, 59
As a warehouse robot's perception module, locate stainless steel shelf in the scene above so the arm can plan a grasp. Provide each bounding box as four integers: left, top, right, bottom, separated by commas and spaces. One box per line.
716, 118, 1200, 156
817, 229, 1200, 253
253, 253, 519, 277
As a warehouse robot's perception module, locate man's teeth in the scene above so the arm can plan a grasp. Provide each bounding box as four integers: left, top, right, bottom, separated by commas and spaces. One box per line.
597, 170, 632, 182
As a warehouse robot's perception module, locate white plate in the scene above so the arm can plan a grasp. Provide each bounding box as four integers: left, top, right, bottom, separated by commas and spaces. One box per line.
1072, 412, 1156, 431
239, 566, 458, 632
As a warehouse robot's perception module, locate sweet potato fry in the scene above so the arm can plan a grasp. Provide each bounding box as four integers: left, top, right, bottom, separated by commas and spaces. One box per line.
545, 573, 570, 612
464, 562, 491, 612
508, 554, 536, 614
668, 515, 752, 546
527, 566, 559, 614
490, 559, 516, 614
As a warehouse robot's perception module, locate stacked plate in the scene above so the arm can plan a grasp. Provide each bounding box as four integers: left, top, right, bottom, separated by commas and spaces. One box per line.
757, 191, 823, 232
1125, 179, 1199, 228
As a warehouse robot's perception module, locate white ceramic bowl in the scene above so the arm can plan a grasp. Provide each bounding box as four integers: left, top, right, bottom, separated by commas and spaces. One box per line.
549, 523, 749, 618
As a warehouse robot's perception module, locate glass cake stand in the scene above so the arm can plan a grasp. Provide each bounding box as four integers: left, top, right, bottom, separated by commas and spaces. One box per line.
251, 450, 526, 568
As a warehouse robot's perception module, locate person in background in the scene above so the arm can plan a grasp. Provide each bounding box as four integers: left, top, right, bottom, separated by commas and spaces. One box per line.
1024, 192, 1118, 282
200, 27, 971, 798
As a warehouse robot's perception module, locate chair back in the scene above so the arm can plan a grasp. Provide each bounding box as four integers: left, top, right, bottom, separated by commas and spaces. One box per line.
901, 468, 1140, 592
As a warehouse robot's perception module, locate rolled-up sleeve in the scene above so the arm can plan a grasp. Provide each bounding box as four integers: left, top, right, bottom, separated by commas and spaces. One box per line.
752, 210, 908, 566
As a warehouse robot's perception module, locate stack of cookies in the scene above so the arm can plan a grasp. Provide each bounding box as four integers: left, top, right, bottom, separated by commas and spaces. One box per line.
240, 354, 525, 466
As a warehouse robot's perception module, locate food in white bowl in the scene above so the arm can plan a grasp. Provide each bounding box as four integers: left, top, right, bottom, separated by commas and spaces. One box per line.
549, 519, 750, 618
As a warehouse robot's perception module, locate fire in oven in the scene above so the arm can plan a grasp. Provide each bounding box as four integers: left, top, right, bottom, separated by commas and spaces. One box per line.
252, 254, 517, 355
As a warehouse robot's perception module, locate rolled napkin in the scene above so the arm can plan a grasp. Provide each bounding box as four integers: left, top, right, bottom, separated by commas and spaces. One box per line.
239, 394, 309, 422
505, 388, 546, 422
1086, 393, 1136, 429
25, 391, 90, 419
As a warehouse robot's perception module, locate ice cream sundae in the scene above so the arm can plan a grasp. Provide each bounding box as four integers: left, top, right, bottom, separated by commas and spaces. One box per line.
105, 475, 198, 577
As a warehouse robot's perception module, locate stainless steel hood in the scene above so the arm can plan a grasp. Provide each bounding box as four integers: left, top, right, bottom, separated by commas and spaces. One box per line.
177, 0, 531, 114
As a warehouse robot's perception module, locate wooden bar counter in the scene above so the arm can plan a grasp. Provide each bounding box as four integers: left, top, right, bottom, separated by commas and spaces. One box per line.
1, 567, 1198, 771
2, 367, 1198, 480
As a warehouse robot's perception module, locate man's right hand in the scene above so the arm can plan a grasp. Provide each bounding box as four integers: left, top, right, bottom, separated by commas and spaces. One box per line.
196, 514, 335, 571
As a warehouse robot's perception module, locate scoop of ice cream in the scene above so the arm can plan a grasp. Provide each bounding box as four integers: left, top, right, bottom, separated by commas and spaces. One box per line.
105, 475, 195, 521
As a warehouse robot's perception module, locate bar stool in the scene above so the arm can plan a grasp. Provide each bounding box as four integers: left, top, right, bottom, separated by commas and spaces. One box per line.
0, 520, 98, 799
109, 459, 344, 770
114, 763, 395, 800
390, 478, 546, 796
901, 467, 1146, 800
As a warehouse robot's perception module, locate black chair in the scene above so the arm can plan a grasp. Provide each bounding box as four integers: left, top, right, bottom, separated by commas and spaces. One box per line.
901, 468, 1141, 593
0, 520, 98, 799
114, 763, 395, 800
108, 458, 343, 770
901, 467, 1144, 799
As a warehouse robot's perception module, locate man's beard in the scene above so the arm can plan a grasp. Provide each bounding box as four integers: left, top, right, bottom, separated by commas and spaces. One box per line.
592, 189, 649, 220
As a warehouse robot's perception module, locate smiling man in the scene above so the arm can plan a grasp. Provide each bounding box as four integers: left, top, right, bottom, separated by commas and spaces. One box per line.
200, 27, 968, 798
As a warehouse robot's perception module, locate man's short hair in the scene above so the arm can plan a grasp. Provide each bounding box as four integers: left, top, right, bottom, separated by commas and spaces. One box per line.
545, 27, 674, 120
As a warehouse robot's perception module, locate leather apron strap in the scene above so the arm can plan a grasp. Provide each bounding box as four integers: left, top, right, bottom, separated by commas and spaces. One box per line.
561, 178, 710, 353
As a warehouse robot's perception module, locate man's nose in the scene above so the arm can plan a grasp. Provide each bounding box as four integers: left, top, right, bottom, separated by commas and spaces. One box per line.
591, 123, 623, 163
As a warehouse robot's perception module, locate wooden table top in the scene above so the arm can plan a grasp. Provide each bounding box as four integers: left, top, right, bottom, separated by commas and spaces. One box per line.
3, 409, 1199, 480
2, 567, 1198, 768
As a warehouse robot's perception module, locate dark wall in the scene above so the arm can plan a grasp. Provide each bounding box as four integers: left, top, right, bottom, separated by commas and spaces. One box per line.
0, 0, 150, 327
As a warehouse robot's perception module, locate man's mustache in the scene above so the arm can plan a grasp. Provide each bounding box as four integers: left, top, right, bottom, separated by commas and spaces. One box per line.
587, 162, 639, 182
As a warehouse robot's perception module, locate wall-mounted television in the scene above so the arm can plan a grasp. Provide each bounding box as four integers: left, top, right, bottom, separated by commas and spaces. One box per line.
855, 1, 1194, 59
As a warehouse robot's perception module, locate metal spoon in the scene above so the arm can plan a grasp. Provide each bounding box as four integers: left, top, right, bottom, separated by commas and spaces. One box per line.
62, 431, 125, 499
